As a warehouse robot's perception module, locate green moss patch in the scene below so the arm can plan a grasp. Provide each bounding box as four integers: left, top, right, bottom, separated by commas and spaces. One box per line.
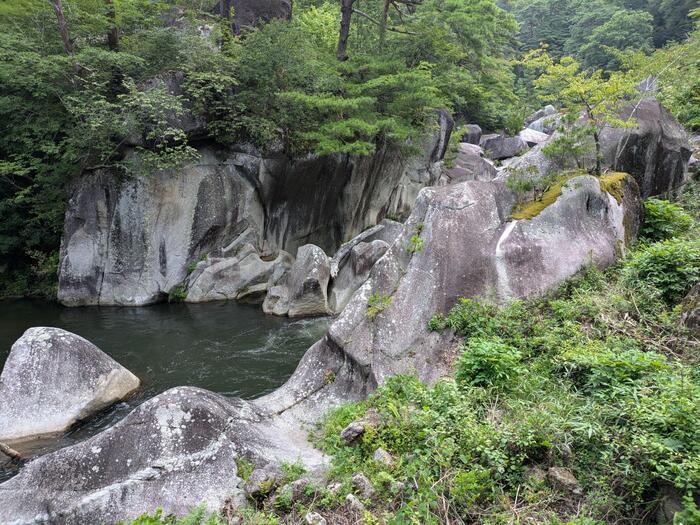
598, 172, 628, 204
510, 174, 577, 220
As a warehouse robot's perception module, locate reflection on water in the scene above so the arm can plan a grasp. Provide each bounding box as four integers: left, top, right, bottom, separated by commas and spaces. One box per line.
0, 299, 330, 482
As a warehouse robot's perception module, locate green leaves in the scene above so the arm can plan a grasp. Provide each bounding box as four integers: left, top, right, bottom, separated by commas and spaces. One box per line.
622, 239, 700, 305
641, 199, 694, 243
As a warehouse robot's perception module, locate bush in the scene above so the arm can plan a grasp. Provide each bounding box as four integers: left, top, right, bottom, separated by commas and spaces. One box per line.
641, 198, 693, 242
622, 239, 700, 304
456, 338, 525, 390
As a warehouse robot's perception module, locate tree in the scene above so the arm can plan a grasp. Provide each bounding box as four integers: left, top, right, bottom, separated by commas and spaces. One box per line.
523, 48, 636, 174
47, 0, 73, 54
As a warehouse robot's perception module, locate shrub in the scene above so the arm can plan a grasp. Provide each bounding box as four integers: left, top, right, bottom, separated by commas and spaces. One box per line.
641, 198, 693, 242
456, 338, 525, 389
366, 293, 392, 320
622, 239, 700, 304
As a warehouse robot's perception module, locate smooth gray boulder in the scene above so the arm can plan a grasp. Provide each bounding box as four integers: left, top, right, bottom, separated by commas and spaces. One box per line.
518, 128, 550, 147
185, 245, 293, 303
480, 134, 528, 160
443, 143, 498, 183
461, 124, 482, 145
325, 174, 642, 385
601, 97, 691, 197
0, 328, 140, 444
329, 240, 390, 314
265, 244, 333, 317
287, 245, 332, 318
0, 386, 325, 524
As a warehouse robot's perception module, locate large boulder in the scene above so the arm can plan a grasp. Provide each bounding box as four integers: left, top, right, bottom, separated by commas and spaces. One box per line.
480, 134, 529, 160
329, 219, 403, 279
325, 173, 642, 385
328, 240, 390, 314
0, 328, 140, 444
518, 128, 550, 147
265, 245, 332, 318
443, 143, 498, 183
461, 124, 482, 145
185, 244, 293, 303
601, 97, 691, 197
0, 386, 325, 524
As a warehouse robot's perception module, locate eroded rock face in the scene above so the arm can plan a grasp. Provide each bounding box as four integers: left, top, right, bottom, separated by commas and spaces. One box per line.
1, 174, 645, 524
0, 386, 325, 525
0, 328, 140, 444
58, 113, 452, 307
58, 148, 264, 307
328, 240, 390, 314
287, 245, 332, 318
185, 244, 293, 303
601, 98, 691, 197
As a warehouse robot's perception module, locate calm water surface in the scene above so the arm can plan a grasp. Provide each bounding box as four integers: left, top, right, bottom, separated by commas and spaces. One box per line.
0, 299, 330, 481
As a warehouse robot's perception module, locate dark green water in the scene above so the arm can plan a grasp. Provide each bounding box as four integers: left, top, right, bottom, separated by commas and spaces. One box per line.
0, 299, 329, 481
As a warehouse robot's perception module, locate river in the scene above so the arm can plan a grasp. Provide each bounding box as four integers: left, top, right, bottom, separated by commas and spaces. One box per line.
0, 299, 330, 482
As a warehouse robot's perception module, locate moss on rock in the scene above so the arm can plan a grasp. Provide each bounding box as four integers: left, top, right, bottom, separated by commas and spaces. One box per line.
598, 172, 628, 204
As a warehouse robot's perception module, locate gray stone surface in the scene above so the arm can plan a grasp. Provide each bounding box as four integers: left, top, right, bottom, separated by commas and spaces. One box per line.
0, 386, 327, 525
328, 240, 390, 314
287, 245, 332, 318
0, 173, 646, 524
461, 124, 482, 145
527, 113, 561, 134
601, 97, 691, 197
0, 327, 139, 444
185, 244, 293, 303
59, 111, 452, 307
443, 143, 498, 183
518, 127, 550, 147
480, 134, 528, 160
324, 174, 642, 386
58, 148, 264, 307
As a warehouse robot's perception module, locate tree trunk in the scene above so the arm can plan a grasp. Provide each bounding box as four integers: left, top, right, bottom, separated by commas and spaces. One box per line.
337, 0, 354, 61
48, 0, 74, 55
379, 0, 390, 46
593, 129, 602, 175
0, 442, 22, 461
106, 0, 119, 50
220, 0, 232, 20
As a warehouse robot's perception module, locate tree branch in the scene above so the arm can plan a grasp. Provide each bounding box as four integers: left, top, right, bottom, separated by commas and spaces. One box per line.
352, 8, 418, 35
0, 442, 22, 460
